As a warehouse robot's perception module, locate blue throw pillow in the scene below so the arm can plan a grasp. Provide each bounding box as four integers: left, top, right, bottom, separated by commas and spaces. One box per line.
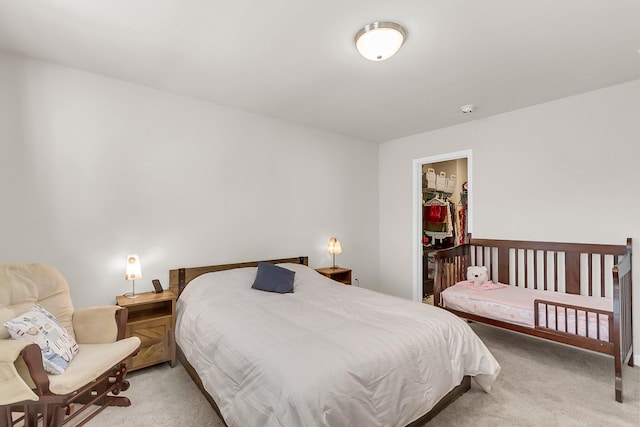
251, 262, 295, 293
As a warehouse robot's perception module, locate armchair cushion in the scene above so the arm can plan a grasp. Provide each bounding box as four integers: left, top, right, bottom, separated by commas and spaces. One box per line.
0, 263, 76, 340
48, 337, 140, 395
4, 305, 79, 374
0, 340, 39, 405
73, 306, 121, 344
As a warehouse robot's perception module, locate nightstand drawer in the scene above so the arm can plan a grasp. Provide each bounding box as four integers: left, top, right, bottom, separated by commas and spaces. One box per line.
126, 316, 171, 370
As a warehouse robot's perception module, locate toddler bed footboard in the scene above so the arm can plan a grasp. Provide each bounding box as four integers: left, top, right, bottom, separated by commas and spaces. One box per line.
433, 236, 633, 402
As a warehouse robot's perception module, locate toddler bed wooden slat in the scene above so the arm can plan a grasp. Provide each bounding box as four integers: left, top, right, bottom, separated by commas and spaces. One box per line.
553, 251, 559, 292
600, 254, 606, 297
566, 251, 580, 294
587, 254, 593, 295
544, 250, 550, 290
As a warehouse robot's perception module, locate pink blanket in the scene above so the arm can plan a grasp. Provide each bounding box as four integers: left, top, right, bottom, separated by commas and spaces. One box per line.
456, 280, 508, 291
443, 282, 613, 340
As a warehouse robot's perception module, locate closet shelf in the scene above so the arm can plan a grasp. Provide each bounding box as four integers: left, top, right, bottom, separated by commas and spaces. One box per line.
423, 189, 453, 197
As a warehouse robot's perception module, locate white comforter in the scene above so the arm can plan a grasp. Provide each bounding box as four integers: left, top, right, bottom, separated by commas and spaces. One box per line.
176, 263, 500, 427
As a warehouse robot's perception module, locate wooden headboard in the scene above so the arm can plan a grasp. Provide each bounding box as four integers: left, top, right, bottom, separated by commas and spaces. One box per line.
169, 256, 309, 297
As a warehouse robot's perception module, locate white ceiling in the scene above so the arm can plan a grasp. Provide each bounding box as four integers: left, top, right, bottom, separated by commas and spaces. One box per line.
1, 0, 639, 143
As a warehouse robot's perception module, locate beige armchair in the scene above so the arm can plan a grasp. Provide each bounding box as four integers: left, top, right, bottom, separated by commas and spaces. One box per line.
0, 263, 141, 427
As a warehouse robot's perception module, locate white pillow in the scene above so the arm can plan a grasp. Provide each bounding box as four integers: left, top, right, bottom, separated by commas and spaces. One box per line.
4, 304, 79, 374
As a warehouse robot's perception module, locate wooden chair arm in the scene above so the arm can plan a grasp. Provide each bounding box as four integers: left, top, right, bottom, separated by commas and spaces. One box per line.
20, 343, 51, 396
115, 307, 128, 341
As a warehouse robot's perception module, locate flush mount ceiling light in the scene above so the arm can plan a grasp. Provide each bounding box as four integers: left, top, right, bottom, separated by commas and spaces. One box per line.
355, 21, 407, 61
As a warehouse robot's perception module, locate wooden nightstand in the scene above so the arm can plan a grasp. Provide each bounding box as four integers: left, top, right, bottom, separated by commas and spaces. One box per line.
116, 291, 176, 371
315, 267, 352, 285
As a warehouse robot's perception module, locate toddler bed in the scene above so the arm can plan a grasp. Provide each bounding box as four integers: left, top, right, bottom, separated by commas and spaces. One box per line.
433, 236, 633, 402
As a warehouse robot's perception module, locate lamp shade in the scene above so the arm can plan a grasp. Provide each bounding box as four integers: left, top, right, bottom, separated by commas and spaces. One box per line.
327, 237, 343, 255
125, 254, 142, 281
355, 21, 407, 61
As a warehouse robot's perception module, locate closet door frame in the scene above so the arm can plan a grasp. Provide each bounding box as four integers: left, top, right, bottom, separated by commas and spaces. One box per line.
411, 149, 473, 302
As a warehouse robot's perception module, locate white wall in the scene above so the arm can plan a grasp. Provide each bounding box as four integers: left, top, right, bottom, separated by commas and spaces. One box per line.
0, 52, 379, 307
379, 79, 640, 359
3, 49, 638, 360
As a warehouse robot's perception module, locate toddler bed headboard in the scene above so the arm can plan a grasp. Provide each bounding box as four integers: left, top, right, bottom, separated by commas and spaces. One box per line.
434, 236, 631, 299
466, 237, 630, 297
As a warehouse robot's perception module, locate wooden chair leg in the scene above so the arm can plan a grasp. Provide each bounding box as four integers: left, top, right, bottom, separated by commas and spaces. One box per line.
51, 405, 66, 427
0, 407, 11, 427
103, 396, 132, 407
117, 379, 131, 393
25, 406, 38, 427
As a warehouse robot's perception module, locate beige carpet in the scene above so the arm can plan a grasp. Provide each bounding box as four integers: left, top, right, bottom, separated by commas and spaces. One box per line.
89, 323, 639, 426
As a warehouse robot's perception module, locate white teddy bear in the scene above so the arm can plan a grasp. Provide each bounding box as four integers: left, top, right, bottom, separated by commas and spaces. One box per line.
467, 266, 489, 285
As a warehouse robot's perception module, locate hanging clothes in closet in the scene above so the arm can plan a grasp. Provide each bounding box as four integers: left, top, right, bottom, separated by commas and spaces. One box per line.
423, 195, 456, 247
457, 201, 466, 245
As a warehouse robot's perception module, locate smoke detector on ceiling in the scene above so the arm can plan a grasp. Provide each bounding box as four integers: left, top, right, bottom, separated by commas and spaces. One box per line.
460, 104, 475, 114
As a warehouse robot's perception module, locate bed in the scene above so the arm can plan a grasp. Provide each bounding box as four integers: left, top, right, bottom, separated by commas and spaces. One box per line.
169, 257, 501, 426
433, 237, 633, 402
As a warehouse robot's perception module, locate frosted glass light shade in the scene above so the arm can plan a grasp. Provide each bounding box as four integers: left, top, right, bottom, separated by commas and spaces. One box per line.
327, 237, 343, 255
355, 22, 407, 61
125, 254, 142, 280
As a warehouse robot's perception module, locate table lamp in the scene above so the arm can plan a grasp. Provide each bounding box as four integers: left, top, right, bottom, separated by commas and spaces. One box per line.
327, 237, 342, 269
124, 254, 142, 298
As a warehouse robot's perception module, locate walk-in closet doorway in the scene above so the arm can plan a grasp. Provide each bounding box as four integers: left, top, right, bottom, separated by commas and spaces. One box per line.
412, 150, 472, 303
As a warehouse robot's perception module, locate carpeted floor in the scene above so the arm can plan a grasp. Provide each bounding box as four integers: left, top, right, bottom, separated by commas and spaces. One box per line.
89, 322, 640, 426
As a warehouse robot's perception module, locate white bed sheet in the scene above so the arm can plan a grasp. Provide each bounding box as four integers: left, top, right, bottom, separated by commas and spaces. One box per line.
176, 263, 500, 427
441, 283, 612, 341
